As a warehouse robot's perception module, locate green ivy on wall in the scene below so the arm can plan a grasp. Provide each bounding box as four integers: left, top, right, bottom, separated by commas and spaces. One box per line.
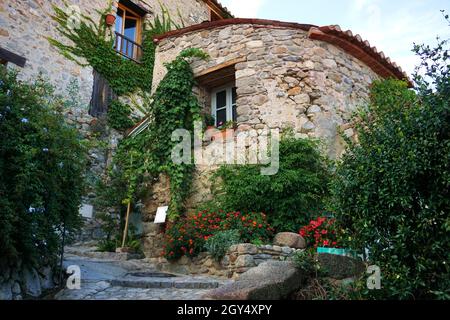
48, 1, 182, 97
107, 100, 135, 131
105, 48, 209, 220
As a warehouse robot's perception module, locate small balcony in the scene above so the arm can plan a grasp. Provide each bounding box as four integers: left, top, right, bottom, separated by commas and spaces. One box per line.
113, 32, 143, 63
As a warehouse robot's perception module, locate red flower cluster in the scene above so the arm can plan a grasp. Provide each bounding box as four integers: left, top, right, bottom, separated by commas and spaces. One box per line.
299, 216, 339, 248
163, 210, 274, 260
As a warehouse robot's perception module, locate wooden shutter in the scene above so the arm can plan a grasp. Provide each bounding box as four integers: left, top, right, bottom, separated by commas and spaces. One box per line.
89, 70, 117, 117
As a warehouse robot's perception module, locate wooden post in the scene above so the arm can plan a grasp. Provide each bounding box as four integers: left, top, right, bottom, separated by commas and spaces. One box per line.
121, 201, 131, 248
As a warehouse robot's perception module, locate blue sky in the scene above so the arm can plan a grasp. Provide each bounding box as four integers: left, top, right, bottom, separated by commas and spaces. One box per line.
220, 0, 450, 76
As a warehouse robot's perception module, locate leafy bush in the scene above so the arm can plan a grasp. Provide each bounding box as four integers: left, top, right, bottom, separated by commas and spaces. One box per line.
204, 230, 240, 261
213, 136, 331, 232
331, 77, 449, 298
299, 217, 340, 248
163, 210, 273, 260
107, 100, 135, 131
0, 71, 86, 267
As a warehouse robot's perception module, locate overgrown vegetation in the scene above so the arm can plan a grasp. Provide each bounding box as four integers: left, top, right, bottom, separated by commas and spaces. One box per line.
211, 134, 331, 232
107, 100, 135, 131
49, 0, 154, 96
331, 18, 450, 298
101, 48, 208, 221
0, 71, 86, 267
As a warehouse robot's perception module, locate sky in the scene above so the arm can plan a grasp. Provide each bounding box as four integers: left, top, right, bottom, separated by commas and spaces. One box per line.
219, 0, 450, 76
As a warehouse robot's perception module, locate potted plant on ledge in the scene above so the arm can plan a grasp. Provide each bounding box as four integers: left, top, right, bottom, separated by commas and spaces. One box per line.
212, 120, 236, 142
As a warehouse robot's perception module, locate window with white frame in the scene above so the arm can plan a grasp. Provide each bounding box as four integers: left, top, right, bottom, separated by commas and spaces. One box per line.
211, 85, 237, 127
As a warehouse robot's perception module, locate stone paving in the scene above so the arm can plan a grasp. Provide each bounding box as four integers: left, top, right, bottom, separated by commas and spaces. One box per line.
54, 247, 232, 300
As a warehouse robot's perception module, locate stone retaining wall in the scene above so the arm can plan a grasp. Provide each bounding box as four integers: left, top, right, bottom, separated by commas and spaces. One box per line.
0, 261, 55, 300
150, 243, 302, 279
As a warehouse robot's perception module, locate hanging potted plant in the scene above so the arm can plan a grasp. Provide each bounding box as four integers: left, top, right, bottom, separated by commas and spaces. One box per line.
105, 12, 116, 26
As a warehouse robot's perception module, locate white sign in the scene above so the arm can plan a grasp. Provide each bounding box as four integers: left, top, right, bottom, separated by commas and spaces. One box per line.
79, 204, 93, 219
154, 206, 168, 224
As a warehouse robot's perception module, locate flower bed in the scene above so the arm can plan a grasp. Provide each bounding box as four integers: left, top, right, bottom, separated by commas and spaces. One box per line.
163, 210, 274, 260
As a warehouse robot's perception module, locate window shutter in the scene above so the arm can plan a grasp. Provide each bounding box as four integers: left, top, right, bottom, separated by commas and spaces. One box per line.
89, 70, 117, 117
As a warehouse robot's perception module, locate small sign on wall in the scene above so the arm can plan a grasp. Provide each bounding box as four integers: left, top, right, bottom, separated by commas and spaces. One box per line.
154, 206, 168, 224
79, 204, 93, 219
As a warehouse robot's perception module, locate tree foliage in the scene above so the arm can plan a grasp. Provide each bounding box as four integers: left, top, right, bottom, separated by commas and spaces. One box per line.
331, 18, 450, 297
0, 71, 86, 267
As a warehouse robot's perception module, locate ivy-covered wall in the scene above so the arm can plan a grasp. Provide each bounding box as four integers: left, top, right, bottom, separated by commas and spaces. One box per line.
0, 0, 211, 104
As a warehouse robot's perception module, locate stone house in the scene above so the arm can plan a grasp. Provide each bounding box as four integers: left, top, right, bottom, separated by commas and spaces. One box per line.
1, 1, 410, 257
137, 18, 411, 257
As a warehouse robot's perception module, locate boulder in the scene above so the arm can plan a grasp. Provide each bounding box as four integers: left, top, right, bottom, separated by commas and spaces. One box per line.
273, 232, 306, 249
39, 267, 55, 291
204, 261, 305, 300
318, 253, 365, 280
22, 268, 42, 297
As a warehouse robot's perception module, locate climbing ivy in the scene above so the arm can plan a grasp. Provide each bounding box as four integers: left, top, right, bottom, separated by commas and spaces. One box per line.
48, 1, 181, 96
107, 100, 135, 132
106, 48, 209, 220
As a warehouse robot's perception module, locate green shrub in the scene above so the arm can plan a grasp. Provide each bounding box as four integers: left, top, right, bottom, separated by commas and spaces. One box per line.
332, 77, 450, 299
107, 100, 135, 131
204, 230, 240, 261
0, 71, 86, 267
213, 136, 331, 232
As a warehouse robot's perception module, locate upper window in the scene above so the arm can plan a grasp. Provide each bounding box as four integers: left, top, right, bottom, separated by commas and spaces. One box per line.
114, 3, 143, 62
211, 85, 237, 127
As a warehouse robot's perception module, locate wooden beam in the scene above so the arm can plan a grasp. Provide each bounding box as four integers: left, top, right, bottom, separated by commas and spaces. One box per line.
0, 47, 26, 68
195, 57, 246, 78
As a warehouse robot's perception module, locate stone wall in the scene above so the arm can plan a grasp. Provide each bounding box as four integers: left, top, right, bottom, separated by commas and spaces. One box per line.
0, 0, 211, 102
153, 23, 380, 159
0, 261, 55, 300
149, 243, 303, 279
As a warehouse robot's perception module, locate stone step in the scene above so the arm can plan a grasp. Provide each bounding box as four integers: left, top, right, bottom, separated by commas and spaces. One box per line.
65, 246, 144, 261
111, 275, 228, 290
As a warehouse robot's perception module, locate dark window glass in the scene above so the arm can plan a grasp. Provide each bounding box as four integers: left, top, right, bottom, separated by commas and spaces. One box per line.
124, 18, 137, 40
232, 87, 237, 105
232, 105, 237, 122
216, 90, 227, 109
216, 109, 227, 126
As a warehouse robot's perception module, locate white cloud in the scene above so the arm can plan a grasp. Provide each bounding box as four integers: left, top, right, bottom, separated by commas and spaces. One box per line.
347, 1, 450, 77
219, 0, 265, 18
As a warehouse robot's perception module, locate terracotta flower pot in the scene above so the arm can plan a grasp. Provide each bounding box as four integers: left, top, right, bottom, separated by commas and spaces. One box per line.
212, 129, 234, 142
105, 14, 116, 26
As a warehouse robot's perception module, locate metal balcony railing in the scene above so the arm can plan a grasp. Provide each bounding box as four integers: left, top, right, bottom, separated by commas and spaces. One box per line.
113, 32, 143, 63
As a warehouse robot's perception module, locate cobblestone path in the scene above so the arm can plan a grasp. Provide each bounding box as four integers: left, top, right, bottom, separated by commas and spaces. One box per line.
54, 248, 231, 300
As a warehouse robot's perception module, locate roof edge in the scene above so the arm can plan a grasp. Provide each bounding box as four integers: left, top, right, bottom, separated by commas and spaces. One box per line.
153, 18, 317, 42
153, 18, 412, 87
